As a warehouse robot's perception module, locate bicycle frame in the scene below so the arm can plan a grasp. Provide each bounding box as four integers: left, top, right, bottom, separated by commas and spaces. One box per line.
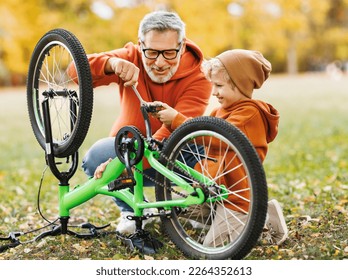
42, 94, 223, 222
58, 146, 207, 218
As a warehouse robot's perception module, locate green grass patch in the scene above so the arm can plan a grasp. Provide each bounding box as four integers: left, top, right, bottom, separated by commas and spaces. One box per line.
0, 74, 347, 260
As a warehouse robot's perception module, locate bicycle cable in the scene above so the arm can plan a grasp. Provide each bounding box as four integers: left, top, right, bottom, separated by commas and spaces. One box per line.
36, 164, 59, 227
35, 163, 89, 229
0, 164, 60, 251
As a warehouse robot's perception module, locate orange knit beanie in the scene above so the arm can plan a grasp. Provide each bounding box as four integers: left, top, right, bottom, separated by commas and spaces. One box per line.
216, 49, 272, 98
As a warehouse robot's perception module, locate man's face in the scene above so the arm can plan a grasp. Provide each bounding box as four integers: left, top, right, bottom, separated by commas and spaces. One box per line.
140, 30, 184, 84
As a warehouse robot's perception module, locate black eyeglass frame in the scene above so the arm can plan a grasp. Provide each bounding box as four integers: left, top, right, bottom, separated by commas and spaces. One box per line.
140, 42, 183, 60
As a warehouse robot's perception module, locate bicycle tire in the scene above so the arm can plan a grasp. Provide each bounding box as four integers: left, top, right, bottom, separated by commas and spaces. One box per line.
155, 116, 268, 259
27, 29, 93, 157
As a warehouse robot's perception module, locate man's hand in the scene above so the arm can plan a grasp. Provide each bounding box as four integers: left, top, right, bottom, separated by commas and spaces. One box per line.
106, 57, 139, 87
94, 158, 112, 179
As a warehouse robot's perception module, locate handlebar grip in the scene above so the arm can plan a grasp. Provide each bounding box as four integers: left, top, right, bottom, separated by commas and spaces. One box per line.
147, 105, 164, 113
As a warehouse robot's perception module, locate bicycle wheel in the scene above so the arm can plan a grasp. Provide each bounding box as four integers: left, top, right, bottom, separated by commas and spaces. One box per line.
155, 116, 268, 259
27, 29, 93, 158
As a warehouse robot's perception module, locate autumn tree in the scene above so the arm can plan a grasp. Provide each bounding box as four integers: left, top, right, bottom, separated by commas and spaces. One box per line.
1, 0, 348, 85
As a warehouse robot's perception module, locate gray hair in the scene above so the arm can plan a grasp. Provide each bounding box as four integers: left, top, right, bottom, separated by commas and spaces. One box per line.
138, 11, 186, 43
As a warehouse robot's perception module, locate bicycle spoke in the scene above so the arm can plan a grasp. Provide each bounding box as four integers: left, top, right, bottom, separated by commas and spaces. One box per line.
27, 29, 93, 157
33, 44, 81, 145
156, 117, 268, 259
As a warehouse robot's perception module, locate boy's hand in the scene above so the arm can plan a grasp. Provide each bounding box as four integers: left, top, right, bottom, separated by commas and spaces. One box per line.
147, 102, 178, 126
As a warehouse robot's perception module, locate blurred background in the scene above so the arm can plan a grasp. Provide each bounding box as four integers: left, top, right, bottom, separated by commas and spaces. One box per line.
0, 0, 348, 86
1, 0, 348, 260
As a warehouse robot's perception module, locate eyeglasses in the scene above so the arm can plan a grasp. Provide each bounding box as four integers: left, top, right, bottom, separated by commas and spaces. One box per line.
141, 42, 182, 60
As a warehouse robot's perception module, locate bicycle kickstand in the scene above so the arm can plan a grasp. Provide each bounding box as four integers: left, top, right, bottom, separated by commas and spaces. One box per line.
34, 217, 111, 241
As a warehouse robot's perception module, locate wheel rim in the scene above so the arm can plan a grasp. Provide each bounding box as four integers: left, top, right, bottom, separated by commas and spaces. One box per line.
163, 129, 255, 255
31, 41, 80, 149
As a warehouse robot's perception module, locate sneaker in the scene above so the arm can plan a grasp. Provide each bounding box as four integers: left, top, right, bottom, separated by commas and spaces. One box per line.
116, 209, 157, 235
263, 199, 288, 245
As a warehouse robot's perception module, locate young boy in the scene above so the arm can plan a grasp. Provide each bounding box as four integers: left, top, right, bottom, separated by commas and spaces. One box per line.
149, 49, 288, 245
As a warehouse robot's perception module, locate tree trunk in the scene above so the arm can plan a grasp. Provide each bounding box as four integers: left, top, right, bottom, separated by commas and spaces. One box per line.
287, 41, 298, 74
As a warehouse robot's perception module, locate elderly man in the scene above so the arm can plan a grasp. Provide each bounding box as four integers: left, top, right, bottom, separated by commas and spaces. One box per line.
69, 11, 211, 234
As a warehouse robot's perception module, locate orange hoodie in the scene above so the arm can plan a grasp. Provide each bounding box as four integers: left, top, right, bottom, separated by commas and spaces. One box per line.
210, 99, 279, 162
171, 99, 280, 212
68, 39, 211, 141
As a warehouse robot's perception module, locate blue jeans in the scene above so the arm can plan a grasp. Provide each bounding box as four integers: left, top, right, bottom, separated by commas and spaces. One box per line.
82, 137, 203, 212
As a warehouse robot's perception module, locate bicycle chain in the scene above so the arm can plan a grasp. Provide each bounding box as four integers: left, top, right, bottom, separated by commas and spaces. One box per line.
134, 164, 188, 198
133, 133, 210, 199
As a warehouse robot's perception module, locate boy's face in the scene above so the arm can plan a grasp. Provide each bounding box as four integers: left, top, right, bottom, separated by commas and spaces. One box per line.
211, 71, 247, 108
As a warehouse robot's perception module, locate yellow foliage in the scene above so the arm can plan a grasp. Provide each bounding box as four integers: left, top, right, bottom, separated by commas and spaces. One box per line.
0, 0, 347, 82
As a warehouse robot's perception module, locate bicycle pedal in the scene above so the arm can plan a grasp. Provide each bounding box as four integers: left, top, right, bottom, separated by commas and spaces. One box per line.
116, 230, 163, 255
108, 177, 135, 192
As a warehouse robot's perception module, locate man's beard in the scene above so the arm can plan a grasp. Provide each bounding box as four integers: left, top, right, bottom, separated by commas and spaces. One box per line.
143, 56, 181, 84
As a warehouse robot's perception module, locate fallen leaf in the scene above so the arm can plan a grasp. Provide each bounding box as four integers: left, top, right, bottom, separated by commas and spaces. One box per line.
72, 243, 86, 253
36, 240, 47, 248
24, 248, 32, 253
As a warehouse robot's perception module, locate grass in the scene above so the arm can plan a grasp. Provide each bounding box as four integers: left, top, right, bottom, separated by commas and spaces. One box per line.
0, 73, 347, 260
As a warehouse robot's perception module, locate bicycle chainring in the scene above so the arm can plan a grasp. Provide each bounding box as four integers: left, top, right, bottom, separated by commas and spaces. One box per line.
114, 126, 144, 166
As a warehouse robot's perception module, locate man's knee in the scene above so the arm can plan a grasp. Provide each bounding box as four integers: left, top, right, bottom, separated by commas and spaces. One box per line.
81, 155, 96, 177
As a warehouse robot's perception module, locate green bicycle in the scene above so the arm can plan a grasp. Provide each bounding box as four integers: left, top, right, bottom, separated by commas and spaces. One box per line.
23, 29, 268, 259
